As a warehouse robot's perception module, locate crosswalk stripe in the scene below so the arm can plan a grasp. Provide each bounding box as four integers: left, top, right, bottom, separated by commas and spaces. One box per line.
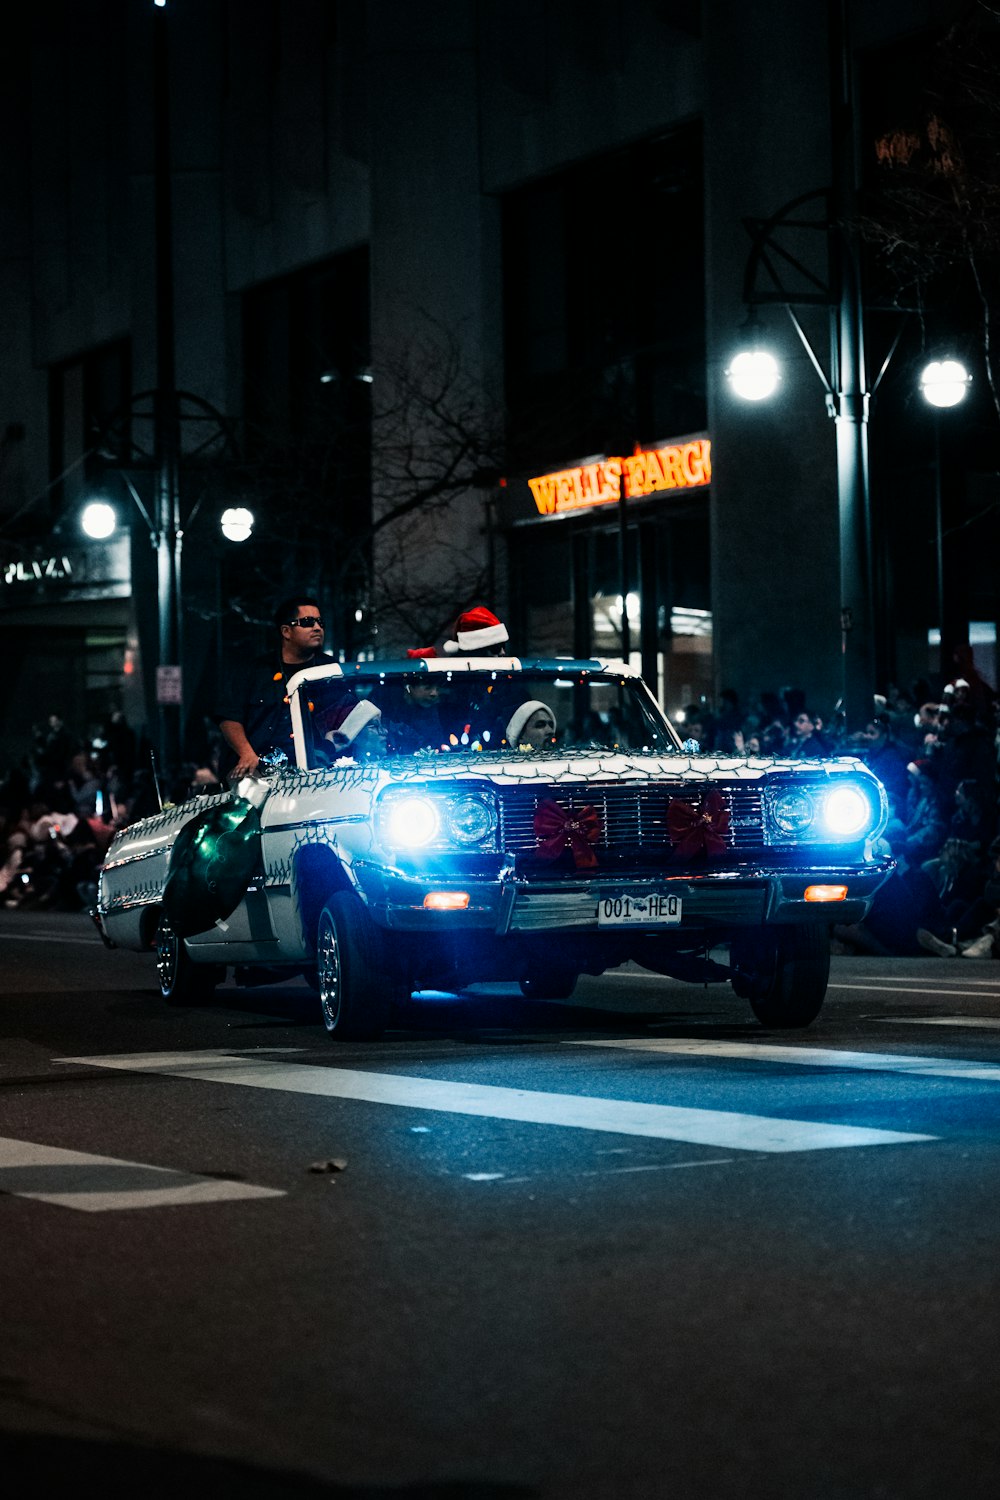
567, 1036, 1000, 1082
0, 1135, 285, 1213
876, 1016, 1000, 1030
0, 933, 106, 946
55, 1050, 934, 1154
829, 982, 1000, 997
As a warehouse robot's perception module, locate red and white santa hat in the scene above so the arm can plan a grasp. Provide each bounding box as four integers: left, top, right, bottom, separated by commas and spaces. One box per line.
442, 606, 509, 655
505, 700, 555, 746
324, 698, 381, 745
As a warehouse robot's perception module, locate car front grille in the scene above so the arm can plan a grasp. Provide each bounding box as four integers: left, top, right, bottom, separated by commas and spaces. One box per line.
497, 781, 765, 859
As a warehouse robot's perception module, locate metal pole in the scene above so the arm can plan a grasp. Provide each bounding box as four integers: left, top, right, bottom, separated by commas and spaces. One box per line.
933, 415, 944, 670
153, 1, 182, 773
618, 480, 631, 664
828, 0, 876, 728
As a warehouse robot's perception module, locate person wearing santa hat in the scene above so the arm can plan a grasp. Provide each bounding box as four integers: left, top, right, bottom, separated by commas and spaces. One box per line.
442, 606, 512, 656
322, 699, 387, 760
505, 700, 557, 751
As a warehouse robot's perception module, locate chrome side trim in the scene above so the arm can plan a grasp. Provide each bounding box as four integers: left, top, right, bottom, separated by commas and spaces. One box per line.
101, 846, 165, 873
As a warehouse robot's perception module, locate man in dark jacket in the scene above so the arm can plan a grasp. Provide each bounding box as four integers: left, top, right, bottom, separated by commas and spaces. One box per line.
215, 596, 336, 778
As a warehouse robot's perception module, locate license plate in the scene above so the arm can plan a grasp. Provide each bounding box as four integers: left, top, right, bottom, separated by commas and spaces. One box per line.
597, 892, 682, 926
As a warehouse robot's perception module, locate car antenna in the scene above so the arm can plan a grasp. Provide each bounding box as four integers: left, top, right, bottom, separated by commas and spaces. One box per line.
150, 748, 165, 811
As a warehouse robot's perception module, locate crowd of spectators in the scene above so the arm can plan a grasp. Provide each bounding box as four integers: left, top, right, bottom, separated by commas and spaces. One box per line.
0, 713, 223, 913
684, 658, 1000, 959
4, 660, 1000, 957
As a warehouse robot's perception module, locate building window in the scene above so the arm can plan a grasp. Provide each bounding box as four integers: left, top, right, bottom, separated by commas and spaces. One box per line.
502, 126, 705, 471
241, 248, 372, 650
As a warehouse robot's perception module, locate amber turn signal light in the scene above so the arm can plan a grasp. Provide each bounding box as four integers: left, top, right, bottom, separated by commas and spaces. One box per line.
423, 891, 470, 910
803, 884, 848, 903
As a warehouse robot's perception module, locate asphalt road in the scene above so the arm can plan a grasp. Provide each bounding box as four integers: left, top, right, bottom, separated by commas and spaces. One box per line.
2, 910, 1000, 1499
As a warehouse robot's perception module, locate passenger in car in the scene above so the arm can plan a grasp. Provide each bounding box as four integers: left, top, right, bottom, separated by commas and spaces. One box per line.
505, 701, 557, 751
384, 676, 448, 754
323, 700, 387, 761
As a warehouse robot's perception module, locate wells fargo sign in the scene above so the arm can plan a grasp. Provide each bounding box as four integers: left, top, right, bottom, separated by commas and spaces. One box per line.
527, 436, 711, 518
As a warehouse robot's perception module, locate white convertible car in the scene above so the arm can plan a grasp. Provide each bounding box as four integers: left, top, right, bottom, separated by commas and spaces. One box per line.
94, 658, 892, 1038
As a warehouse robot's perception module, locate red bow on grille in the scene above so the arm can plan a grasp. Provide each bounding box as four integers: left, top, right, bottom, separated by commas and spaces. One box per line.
533, 799, 601, 869
667, 790, 731, 859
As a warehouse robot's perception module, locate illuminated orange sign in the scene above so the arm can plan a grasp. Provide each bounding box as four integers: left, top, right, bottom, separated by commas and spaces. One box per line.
528, 437, 711, 517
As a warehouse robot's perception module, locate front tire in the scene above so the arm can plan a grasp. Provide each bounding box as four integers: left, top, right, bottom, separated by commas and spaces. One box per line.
156, 915, 221, 1007
731, 924, 830, 1028
316, 892, 397, 1040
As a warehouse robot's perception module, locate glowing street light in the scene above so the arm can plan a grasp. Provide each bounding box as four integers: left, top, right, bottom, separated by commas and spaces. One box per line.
919, 359, 971, 409
726, 348, 781, 401
80, 500, 117, 540
220, 506, 254, 542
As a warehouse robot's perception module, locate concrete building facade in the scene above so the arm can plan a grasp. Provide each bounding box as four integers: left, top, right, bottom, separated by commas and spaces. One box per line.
0, 0, 988, 769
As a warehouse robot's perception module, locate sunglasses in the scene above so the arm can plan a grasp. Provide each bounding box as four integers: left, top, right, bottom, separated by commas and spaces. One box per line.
288, 616, 324, 629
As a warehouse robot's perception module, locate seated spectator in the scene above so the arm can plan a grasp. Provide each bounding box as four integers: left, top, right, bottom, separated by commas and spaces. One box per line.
732, 728, 762, 756
918, 834, 1000, 958
890, 758, 947, 865
761, 719, 789, 756
855, 715, 911, 821
921, 838, 982, 904
505, 701, 557, 751
834, 848, 948, 957
949, 777, 994, 850
787, 710, 831, 758
712, 689, 742, 751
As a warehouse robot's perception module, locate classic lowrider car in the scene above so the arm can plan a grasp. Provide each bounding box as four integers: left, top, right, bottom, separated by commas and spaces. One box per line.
94, 658, 892, 1037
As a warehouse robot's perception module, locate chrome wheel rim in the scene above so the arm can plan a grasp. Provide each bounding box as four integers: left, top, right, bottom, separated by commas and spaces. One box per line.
317, 913, 342, 1031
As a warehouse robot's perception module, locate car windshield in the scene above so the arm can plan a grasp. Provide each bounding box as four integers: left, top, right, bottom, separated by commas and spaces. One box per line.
297, 667, 680, 768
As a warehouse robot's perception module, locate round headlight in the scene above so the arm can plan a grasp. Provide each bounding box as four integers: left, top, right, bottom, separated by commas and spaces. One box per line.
823, 784, 871, 838
386, 796, 440, 848
771, 788, 815, 836
447, 795, 497, 846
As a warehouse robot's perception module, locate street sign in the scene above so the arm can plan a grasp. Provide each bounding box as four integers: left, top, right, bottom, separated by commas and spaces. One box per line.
156, 665, 183, 705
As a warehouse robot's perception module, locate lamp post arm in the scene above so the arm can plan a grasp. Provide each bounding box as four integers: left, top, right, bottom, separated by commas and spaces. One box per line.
783, 303, 836, 400
120, 472, 156, 536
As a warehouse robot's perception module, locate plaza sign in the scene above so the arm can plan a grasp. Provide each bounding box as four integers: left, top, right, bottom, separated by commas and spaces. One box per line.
2, 555, 72, 585
527, 436, 711, 518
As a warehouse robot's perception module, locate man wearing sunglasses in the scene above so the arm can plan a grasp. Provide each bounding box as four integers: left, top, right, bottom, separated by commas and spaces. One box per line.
215, 595, 335, 779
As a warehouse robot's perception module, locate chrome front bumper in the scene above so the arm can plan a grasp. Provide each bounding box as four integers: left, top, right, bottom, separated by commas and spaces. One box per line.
366, 857, 895, 934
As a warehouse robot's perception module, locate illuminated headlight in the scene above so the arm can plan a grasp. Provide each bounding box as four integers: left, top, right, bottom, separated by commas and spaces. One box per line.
770, 788, 815, 836
767, 778, 885, 844
446, 795, 497, 846
821, 784, 874, 838
385, 796, 440, 848
377, 787, 498, 851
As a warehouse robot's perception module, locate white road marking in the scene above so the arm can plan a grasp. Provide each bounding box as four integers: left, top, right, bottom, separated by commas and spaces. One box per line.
876, 1016, 1000, 1030
55, 1050, 934, 1154
0, 1135, 284, 1213
829, 982, 1000, 997
568, 1036, 1000, 1083
0, 934, 104, 947
579, 1158, 735, 1177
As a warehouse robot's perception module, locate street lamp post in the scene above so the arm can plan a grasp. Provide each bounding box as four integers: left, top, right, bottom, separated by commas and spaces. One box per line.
152, 0, 182, 771
920, 359, 971, 675
725, 0, 893, 729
